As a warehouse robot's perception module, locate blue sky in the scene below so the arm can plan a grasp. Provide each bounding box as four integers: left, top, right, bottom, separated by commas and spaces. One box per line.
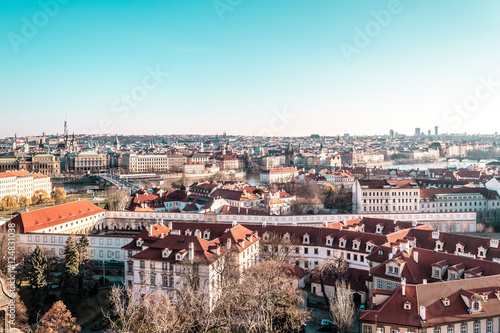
1, 0, 500, 137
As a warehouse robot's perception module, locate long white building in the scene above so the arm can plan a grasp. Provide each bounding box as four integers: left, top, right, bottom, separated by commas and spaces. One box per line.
0, 170, 51, 201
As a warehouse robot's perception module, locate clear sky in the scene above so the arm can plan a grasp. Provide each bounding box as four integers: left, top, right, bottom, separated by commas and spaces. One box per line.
1, 0, 500, 137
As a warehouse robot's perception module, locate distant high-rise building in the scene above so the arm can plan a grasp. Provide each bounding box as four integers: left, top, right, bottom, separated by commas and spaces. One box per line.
428, 130, 431, 136
435, 126, 439, 136
390, 129, 395, 139
415, 128, 421, 136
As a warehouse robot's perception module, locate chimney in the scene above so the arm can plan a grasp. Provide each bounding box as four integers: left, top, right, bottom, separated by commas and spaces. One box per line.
226, 238, 232, 250
238, 207, 240, 213
159, 219, 164, 226
149, 225, 153, 235
413, 250, 419, 263
401, 278, 406, 296
419, 306, 426, 321
423, 279, 427, 284
168, 221, 173, 229
188, 242, 194, 261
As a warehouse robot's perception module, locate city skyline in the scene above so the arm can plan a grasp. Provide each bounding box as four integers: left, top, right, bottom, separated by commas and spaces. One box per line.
2, 0, 500, 137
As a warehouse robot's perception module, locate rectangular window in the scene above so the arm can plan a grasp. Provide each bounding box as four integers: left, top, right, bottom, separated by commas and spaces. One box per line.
386, 282, 392, 289
327, 250, 331, 257
150, 275, 155, 285
487, 320, 492, 333
347, 253, 351, 260
314, 248, 318, 255
163, 276, 168, 287
140, 261, 145, 268
448, 328, 454, 333
304, 248, 308, 254
377, 280, 383, 289
474, 323, 479, 333
435, 330, 441, 333
364, 326, 372, 333
461, 324, 467, 333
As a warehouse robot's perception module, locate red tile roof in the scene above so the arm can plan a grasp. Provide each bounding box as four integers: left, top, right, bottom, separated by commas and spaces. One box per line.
8, 200, 105, 233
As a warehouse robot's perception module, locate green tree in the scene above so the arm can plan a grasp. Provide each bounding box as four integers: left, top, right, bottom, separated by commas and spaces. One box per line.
29, 245, 49, 320
61, 236, 80, 311
77, 235, 93, 299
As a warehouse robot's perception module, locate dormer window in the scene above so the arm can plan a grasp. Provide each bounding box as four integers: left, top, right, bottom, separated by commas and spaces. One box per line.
339, 238, 346, 248
375, 224, 383, 234
326, 236, 333, 246
441, 297, 450, 307
303, 233, 310, 245
136, 239, 143, 247
203, 229, 211, 240
433, 268, 441, 278
478, 247, 486, 259
403, 301, 411, 310
366, 243, 373, 252
435, 240, 444, 252
456, 243, 465, 254
353, 240, 360, 250
263, 232, 270, 242
472, 300, 480, 311
176, 253, 183, 261
162, 248, 171, 258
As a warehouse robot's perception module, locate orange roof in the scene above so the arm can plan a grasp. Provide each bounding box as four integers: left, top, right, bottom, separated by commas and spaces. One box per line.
9, 200, 105, 233
0, 170, 31, 178
268, 167, 298, 174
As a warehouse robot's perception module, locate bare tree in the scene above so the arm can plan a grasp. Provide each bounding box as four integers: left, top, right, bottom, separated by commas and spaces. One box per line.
329, 280, 355, 333
105, 186, 130, 211
259, 232, 303, 265
312, 257, 349, 314
235, 260, 310, 333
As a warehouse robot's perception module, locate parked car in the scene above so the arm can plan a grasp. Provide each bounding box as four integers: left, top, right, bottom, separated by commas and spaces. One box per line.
318, 319, 338, 332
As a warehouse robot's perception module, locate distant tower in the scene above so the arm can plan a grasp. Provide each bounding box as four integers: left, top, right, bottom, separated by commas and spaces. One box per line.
415, 128, 421, 136
12, 133, 17, 151
428, 130, 431, 136
435, 126, 439, 136
64, 113, 68, 136
390, 129, 395, 139
199, 140, 204, 152
115, 136, 120, 151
